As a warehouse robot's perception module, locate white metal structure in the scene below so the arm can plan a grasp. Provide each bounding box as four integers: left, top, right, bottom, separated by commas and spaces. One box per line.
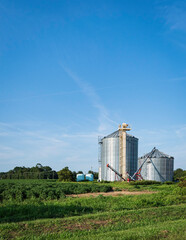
98, 123, 138, 181
138, 147, 174, 182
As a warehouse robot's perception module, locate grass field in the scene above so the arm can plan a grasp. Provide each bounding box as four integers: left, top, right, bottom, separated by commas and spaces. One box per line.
0, 180, 185, 239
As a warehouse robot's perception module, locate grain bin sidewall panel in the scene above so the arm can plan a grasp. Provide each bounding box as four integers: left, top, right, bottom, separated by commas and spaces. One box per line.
138, 158, 148, 180
101, 137, 119, 181
126, 136, 138, 176
152, 157, 171, 182
138, 157, 174, 182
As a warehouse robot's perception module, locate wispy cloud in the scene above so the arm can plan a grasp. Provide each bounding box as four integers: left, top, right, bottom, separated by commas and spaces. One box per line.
0, 63, 121, 172
175, 125, 186, 138
61, 64, 118, 133
1, 121, 185, 171
0, 122, 69, 144
0, 121, 99, 172
0, 145, 24, 160
0, 86, 119, 103
162, 1, 186, 31
136, 124, 186, 169
156, 1, 186, 50
170, 76, 186, 82
0, 90, 82, 103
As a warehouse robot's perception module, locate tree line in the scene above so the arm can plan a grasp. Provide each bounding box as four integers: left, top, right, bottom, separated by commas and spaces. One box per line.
0, 163, 58, 180
0, 164, 98, 181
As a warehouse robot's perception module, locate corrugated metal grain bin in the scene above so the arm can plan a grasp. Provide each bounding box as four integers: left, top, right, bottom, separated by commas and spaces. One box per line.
138, 148, 174, 182
98, 127, 138, 182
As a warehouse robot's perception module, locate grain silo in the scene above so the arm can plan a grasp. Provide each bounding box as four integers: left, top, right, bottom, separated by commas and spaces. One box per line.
98, 123, 138, 181
138, 147, 174, 182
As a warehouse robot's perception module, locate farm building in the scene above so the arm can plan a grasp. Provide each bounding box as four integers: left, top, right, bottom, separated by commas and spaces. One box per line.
98, 123, 138, 181
138, 147, 174, 182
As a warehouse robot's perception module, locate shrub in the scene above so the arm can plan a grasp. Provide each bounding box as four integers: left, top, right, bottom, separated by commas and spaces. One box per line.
164, 181, 174, 185
178, 177, 186, 188
129, 180, 161, 185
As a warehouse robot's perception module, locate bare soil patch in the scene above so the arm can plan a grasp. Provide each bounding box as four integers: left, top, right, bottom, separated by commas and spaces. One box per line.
67, 190, 155, 198
64, 219, 112, 231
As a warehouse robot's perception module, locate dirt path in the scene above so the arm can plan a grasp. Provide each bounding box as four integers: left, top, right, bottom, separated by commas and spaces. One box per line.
67, 190, 155, 198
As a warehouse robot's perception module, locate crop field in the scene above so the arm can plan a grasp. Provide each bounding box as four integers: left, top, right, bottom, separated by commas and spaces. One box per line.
0, 180, 185, 239
0, 180, 112, 202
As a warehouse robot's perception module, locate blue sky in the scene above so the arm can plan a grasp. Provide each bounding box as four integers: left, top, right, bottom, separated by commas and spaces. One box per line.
0, 0, 186, 172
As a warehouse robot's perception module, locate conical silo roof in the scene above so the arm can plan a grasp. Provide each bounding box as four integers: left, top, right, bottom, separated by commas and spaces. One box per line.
102, 130, 138, 139
139, 147, 173, 159
105, 130, 119, 138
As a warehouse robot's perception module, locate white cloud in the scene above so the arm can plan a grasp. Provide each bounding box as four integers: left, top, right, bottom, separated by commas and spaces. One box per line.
60, 64, 118, 133
157, 1, 186, 50
170, 76, 186, 82
0, 145, 24, 160
0, 121, 185, 172
136, 125, 186, 169
175, 125, 186, 138
0, 121, 99, 172
0, 90, 84, 103
162, 2, 186, 31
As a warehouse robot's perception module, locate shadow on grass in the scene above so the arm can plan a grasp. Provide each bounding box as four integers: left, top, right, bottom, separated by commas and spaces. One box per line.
0, 203, 93, 223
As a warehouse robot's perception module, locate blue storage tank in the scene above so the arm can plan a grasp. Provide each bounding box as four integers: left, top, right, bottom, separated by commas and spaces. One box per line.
76, 174, 85, 182
85, 174, 94, 181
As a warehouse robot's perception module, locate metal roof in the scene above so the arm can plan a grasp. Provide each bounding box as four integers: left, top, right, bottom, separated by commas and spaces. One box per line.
105, 130, 119, 138
139, 147, 173, 159
102, 130, 138, 140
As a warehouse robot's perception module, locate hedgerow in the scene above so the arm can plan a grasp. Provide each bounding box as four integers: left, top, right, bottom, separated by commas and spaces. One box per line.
129, 180, 162, 185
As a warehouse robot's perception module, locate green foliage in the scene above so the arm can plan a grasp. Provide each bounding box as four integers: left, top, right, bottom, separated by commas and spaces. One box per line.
129, 180, 161, 185
0, 186, 185, 224
0, 205, 185, 239
0, 180, 112, 203
100, 180, 111, 183
88, 170, 98, 179
164, 181, 174, 184
0, 163, 58, 180
0, 181, 185, 239
173, 168, 186, 181
57, 167, 74, 182
178, 176, 186, 188
72, 171, 77, 181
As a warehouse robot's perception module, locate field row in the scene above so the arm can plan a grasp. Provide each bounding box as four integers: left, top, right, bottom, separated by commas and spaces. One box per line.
0, 181, 112, 202
0, 187, 185, 223
0, 204, 185, 239
0, 180, 185, 239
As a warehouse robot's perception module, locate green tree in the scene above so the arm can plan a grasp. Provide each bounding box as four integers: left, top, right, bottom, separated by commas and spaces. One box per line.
0, 163, 58, 179
173, 168, 186, 181
72, 171, 77, 181
88, 170, 98, 179
57, 167, 73, 182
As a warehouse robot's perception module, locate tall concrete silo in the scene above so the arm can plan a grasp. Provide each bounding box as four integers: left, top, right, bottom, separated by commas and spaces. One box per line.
138, 147, 174, 182
98, 123, 138, 181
